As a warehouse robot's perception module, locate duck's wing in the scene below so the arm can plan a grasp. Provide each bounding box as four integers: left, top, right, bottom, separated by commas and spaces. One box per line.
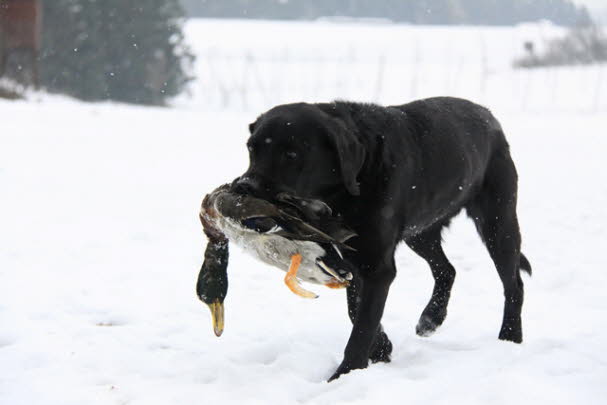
273, 212, 356, 251
274, 193, 357, 244
208, 188, 355, 251
215, 190, 283, 221
275, 192, 332, 220
318, 220, 358, 244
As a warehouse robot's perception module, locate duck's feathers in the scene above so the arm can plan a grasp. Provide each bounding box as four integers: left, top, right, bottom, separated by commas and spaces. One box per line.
210, 186, 356, 250
272, 212, 356, 251
275, 192, 357, 244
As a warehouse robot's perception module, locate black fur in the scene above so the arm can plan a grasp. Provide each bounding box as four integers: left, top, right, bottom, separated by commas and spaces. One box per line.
231, 97, 531, 381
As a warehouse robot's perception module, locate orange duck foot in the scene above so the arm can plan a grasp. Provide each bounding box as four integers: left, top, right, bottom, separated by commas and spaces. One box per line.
324, 279, 350, 289
284, 254, 318, 299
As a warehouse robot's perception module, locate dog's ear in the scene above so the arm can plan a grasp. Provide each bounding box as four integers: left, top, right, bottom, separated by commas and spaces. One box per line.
326, 118, 365, 196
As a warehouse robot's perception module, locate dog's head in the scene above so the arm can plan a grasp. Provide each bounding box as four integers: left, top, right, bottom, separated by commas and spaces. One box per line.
233, 103, 365, 200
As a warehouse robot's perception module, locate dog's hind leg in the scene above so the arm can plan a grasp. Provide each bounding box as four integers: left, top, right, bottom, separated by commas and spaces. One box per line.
406, 227, 456, 337
466, 149, 526, 343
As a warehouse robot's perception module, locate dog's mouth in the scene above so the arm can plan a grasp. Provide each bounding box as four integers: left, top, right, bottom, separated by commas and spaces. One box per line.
230, 174, 296, 201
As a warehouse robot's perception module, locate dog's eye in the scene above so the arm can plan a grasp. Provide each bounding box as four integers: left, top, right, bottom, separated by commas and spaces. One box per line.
286, 151, 297, 160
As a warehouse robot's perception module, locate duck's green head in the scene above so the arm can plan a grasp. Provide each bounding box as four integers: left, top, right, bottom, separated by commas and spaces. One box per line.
196, 240, 229, 337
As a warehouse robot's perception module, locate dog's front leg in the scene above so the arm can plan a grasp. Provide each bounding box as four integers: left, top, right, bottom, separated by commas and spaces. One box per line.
329, 256, 395, 381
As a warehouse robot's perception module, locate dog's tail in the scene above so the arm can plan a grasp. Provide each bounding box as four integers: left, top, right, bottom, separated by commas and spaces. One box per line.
519, 253, 532, 276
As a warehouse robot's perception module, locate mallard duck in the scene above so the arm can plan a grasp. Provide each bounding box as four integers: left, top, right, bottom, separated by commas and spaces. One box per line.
196, 184, 356, 336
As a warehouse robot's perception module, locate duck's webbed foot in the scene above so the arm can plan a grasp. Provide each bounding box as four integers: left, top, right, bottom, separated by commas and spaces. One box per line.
324, 279, 349, 289
284, 254, 319, 299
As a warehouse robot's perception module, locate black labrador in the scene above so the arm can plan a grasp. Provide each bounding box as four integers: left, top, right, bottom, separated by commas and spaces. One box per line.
231, 97, 531, 381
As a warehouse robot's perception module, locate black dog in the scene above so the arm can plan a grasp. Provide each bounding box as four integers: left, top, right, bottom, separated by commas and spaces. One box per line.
231, 97, 531, 381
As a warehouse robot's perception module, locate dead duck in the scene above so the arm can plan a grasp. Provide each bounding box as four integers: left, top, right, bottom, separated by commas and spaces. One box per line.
196, 184, 356, 336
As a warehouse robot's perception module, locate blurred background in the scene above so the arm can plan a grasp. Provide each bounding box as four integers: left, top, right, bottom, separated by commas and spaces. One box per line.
0, 0, 606, 111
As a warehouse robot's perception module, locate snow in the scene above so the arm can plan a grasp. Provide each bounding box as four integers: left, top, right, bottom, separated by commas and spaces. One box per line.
1, 19, 607, 405
181, 19, 607, 113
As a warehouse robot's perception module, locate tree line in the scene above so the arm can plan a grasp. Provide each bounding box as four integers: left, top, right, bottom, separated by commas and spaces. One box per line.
38, 0, 193, 105
182, 0, 591, 26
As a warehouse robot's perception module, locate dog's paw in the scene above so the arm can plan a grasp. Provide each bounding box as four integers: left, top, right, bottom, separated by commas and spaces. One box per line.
369, 332, 392, 363
498, 320, 523, 343
328, 365, 350, 382
416, 304, 448, 337
327, 359, 368, 382
416, 315, 440, 337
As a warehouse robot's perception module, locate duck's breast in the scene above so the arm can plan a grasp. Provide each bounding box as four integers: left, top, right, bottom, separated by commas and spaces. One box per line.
213, 216, 333, 285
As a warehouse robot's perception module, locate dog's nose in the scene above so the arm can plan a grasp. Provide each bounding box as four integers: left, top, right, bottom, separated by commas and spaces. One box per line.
231, 176, 260, 195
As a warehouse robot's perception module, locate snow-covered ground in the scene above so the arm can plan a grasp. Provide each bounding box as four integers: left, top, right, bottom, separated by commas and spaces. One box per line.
1, 19, 606, 405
